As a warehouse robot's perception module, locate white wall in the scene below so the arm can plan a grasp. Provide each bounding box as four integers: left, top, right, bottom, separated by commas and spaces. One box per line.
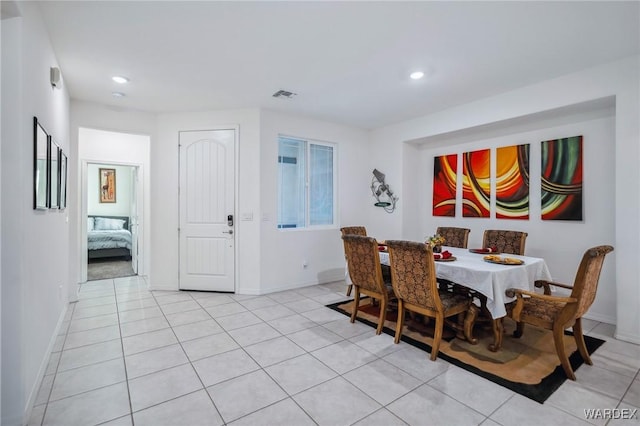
259, 110, 370, 293
369, 56, 640, 343
152, 109, 261, 293
87, 163, 133, 217
77, 127, 150, 283
1, 3, 71, 424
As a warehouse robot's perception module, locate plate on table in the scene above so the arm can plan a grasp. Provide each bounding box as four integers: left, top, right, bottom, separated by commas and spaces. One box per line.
483, 255, 524, 265
434, 256, 457, 262
469, 248, 501, 254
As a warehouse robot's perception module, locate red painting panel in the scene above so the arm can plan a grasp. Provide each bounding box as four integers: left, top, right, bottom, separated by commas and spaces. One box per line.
462, 149, 490, 218
496, 144, 530, 219
433, 154, 457, 217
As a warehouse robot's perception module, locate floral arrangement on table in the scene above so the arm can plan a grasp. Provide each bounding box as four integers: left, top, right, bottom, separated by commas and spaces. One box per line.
426, 234, 446, 252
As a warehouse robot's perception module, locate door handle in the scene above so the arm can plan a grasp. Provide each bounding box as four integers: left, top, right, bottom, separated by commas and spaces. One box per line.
222, 230, 234, 235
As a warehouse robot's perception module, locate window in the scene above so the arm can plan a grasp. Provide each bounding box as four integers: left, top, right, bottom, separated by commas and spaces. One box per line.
278, 136, 336, 229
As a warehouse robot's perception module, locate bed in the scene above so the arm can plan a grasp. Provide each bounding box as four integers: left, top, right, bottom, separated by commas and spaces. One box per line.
88, 215, 132, 260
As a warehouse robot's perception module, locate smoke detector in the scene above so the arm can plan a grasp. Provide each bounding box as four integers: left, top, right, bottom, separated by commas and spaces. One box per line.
272, 89, 297, 99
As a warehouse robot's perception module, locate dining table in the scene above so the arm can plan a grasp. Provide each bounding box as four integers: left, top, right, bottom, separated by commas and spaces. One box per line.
378, 246, 553, 351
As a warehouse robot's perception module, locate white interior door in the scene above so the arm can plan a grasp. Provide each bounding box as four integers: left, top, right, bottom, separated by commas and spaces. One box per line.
130, 166, 139, 274
179, 129, 236, 292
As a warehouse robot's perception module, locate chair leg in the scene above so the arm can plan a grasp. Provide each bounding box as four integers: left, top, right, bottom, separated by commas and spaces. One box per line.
553, 324, 576, 380
394, 300, 405, 344
351, 289, 360, 324
513, 321, 525, 338
573, 317, 592, 365
346, 284, 353, 297
376, 298, 387, 335
431, 314, 444, 361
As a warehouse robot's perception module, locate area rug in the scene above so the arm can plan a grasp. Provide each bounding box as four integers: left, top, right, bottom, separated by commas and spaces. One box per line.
87, 259, 135, 281
327, 299, 605, 403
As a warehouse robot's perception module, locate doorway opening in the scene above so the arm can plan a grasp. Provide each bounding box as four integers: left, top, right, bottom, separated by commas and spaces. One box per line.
87, 163, 138, 281
78, 127, 149, 284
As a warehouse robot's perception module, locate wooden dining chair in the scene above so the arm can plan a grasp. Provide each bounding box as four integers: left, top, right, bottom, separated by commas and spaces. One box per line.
436, 227, 471, 249
505, 245, 614, 380
386, 240, 471, 360
341, 226, 368, 296
482, 229, 528, 255
342, 234, 395, 335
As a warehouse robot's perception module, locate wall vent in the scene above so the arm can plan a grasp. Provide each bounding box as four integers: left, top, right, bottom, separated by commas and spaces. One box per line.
272, 89, 297, 99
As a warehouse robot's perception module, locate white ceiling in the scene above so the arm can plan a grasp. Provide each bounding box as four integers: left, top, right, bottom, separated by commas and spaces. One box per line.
37, 1, 639, 129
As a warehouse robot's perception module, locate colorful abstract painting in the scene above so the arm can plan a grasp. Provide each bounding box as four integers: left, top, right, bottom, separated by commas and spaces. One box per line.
541, 136, 583, 221
433, 154, 457, 217
496, 144, 530, 219
462, 149, 490, 218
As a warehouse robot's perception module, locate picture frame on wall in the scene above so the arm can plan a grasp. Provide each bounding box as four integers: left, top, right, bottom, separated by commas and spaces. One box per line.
34, 117, 49, 210
59, 152, 67, 209
99, 168, 116, 203
48, 139, 60, 209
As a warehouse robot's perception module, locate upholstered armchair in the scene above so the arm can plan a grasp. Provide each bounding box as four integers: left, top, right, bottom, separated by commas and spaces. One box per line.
342, 234, 395, 335
506, 245, 614, 380
341, 226, 368, 296
482, 229, 528, 255
436, 227, 471, 249
386, 240, 471, 361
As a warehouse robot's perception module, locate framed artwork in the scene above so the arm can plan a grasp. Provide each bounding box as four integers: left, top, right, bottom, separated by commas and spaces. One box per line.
59, 152, 67, 209
432, 154, 457, 217
48, 139, 60, 209
541, 136, 583, 221
496, 144, 530, 219
462, 149, 490, 218
33, 117, 49, 210
99, 168, 116, 203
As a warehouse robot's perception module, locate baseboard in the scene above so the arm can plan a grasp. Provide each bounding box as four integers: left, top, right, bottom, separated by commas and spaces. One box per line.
583, 312, 616, 325
613, 331, 640, 345
23, 303, 69, 425
244, 274, 345, 296
148, 274, 345, 296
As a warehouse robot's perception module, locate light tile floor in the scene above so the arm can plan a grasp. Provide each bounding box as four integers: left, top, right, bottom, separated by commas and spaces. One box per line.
30, 276, 640, 426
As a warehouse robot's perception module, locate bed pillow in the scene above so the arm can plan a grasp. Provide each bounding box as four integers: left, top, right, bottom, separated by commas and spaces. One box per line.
94, 217, 126, 231
88, 217, 94, 232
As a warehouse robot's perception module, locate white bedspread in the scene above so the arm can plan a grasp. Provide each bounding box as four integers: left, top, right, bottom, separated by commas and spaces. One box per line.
88, 229, 132, 251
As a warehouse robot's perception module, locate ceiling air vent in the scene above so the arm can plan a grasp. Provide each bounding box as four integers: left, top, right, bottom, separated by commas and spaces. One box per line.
272, 89, 297, 99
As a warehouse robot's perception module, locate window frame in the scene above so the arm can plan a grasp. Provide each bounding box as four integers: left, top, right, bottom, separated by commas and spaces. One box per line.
277, 134, 338, 230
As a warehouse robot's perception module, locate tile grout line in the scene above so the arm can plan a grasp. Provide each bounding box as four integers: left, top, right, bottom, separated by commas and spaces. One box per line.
142, 288, 227, 423
113, 278, 136, 424
111, 278, 140, 426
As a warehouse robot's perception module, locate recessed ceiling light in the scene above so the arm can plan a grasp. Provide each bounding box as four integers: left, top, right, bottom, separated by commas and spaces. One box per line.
410, 71, 425, 80
112, 76, 129, 84
112, 92, 126, 98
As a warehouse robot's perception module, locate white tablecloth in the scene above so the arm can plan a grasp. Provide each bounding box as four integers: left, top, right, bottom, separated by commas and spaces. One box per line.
377, 246, 552, 318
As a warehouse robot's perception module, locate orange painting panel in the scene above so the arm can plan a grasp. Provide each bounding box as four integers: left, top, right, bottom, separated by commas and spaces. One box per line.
496, 144, 530, 219
462, 149, 490, 218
